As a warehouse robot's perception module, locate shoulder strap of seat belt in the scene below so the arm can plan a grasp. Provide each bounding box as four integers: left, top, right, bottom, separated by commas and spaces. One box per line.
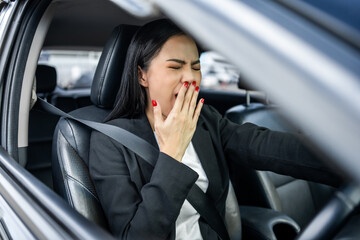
36, 98, 230, 240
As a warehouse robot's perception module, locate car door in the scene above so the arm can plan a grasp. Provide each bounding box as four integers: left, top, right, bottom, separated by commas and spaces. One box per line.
0, 0, 115, 239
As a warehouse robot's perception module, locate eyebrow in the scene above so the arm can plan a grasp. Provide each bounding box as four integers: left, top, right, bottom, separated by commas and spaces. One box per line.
166, 59, 200, 65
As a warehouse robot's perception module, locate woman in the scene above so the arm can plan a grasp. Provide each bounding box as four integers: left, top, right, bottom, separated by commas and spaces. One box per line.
89, 19, 340, 239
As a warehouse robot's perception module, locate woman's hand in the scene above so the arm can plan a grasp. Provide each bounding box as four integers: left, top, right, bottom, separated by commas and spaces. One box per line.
153, 81, 204, 162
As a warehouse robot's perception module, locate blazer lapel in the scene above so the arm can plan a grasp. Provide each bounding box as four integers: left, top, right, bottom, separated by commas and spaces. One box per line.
192, 118, 223, 202
121, 113, 159, 149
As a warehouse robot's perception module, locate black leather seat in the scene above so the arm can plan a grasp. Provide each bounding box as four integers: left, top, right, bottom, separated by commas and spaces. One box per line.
225, 84, 335, 229
35, 64, 57, 101
51, 88, 93, 113
52, 24, 139, 230
28, 64, 59, 188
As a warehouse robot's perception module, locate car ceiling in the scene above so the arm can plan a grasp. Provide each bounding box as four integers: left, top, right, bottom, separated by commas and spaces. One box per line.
43, 0, 160, 50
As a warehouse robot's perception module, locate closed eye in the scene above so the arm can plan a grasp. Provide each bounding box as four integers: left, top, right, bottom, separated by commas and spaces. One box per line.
192, 64, 201, 71
169, 66, 181, 70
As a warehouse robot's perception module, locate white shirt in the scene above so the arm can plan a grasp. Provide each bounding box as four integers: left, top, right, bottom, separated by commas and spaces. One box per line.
153, 133, 209, 240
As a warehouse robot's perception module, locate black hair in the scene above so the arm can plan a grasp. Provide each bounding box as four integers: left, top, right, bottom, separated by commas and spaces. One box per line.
105, 19, 186, 121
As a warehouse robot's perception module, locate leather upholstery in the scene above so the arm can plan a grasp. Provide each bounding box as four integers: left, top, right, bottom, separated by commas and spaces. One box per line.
28, 64, 59, 188
36, 64, 57, 94
91, 25, 138, 109
225, 103, 335, 228
52, 24, 139, 230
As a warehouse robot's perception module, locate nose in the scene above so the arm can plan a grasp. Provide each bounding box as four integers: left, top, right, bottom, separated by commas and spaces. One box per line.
182, 68, 201, 86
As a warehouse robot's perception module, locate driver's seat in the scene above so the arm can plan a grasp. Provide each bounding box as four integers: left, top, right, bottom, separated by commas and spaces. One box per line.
51, 24, 139, 230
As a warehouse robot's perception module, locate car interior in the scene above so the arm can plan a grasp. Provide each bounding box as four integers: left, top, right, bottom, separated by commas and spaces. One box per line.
4, 0, 359, 239
225, 84, 336, 229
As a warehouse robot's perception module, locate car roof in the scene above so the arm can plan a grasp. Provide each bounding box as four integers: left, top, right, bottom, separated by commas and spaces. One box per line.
43, 0, 159, 50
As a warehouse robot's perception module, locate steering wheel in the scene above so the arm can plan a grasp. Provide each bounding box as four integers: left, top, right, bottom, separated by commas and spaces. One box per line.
296, 183, 360, 240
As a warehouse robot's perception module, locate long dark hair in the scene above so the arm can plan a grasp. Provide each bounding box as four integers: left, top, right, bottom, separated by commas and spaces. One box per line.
105, 19, 186, 121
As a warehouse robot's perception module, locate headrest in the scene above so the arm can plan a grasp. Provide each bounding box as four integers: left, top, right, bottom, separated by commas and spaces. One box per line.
237, 74, 259, 91
91, 24, 139, 109
36, 64, 57, 93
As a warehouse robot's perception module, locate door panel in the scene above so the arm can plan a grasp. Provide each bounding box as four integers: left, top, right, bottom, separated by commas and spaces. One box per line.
0, 146, 115, 240
0, 193, 35, 240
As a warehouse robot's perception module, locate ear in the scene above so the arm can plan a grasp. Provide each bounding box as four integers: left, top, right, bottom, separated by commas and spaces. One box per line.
138, 66, 148, 87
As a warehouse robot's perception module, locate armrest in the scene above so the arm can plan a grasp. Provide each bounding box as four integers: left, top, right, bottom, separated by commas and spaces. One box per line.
240, 206, 300, 240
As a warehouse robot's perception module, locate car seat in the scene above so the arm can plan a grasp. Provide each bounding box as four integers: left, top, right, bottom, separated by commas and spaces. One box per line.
51, 24, 139, 230
28, 64, 59, 188
51, 88, 92, 113
225, 79, 335, 229
34, 64, 57, 101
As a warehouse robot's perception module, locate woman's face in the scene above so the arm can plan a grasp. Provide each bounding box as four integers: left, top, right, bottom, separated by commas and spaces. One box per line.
139, 34, 201, 118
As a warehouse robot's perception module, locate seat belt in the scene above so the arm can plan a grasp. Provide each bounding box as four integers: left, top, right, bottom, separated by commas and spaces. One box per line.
36, 98, 230, 240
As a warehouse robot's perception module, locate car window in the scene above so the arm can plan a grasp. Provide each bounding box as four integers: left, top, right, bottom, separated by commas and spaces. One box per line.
38, 50, 101, 90
200, 51, 241, 92
38, 49, 243, 93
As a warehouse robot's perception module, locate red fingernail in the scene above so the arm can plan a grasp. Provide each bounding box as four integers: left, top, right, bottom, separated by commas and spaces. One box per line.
195, 86, 199, 92
184, 82, 189, 88
152, 100, 157, 107
192, 81, 196, 86
201, 98, 204, 103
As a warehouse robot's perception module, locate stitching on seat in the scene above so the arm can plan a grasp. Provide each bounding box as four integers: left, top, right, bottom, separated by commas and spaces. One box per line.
58, 129, 75, 207
58, 129, 99, 202
64, 118, 79, 151
66, 174, 100, 201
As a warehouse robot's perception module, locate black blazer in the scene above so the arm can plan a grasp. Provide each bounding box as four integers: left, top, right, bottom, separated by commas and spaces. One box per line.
89, 105, 339, 240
